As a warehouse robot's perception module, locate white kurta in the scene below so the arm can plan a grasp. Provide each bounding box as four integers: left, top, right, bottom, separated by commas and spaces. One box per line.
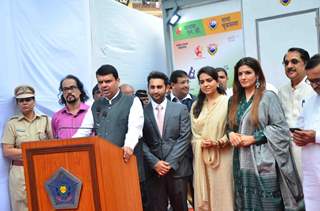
73, 93, 144, 150
278, 78, 315, 177
296, 94, 320, 211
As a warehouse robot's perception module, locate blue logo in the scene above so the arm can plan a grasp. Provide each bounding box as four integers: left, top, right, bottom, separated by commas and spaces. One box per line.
188, 67, 196, 79
45, 167, 82, 209
280, 0, 291, 6
208, 43, 218, 56
209, 20, 217, 29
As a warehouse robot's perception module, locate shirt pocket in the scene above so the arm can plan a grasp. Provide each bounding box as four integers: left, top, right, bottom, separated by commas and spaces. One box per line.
15, 130, 28, 147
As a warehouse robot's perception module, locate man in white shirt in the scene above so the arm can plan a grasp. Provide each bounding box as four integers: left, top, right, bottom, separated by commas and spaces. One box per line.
167, 70, 195, 207
293, 54, 320, 211
143, 71, 191, 211
278, 48, 314, 177
74, 65, 148, 209
167, 70, 195, 112
216, 67, 233, 97
73, 65, 144, 163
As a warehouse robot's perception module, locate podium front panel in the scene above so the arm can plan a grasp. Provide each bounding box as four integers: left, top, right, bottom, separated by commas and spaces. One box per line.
25, 144, 101, 211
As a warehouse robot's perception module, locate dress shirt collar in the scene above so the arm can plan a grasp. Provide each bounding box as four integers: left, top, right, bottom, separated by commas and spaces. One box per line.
61, 102, 89, 114
151, 98, 167, 111
105, 90, 120, 104
170, 92, 192, 102
292, 76, 308, 90
17, 112, 41, 121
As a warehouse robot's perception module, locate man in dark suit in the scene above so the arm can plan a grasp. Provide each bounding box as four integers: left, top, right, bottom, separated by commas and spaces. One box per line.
143, 71, 192, 211
167, 70, 195, 111
168, 70, 195, 207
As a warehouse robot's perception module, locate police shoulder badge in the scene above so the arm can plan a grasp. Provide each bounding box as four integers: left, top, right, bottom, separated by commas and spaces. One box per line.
45, 167, 82, 209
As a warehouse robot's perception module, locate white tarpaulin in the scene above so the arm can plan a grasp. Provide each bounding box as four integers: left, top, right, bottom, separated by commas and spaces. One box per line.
90, 0, 166, 89
0, 1, 92, 210
0, 0, 165, 209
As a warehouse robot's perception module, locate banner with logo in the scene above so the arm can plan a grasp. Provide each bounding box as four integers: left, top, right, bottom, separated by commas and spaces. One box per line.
172, 11, 244, 95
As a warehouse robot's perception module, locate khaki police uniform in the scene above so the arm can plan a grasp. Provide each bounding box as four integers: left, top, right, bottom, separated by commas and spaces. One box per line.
2, 85, 53, 211
2, 114, 52, 211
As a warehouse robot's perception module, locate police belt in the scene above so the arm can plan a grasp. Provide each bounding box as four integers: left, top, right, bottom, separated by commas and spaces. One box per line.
12, 160, 23, 166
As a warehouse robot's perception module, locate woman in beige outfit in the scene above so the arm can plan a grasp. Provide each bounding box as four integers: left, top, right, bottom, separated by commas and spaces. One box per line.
2, 85, 53, 211
191, 66, 233, 211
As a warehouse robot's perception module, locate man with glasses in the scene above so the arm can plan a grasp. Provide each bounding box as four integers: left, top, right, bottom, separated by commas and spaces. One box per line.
293, 54, 320, 211
51, 75, 90, 139
2, 85, 53, 211
278, 47, 314, 177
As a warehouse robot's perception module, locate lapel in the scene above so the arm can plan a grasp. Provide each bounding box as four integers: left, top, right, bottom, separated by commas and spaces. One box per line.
162, 101, 173, 136
165, 93, 171, 101
145, 103, 161, 137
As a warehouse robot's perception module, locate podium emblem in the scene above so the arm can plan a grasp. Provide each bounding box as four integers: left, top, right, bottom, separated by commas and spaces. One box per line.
45, 167, 82, 209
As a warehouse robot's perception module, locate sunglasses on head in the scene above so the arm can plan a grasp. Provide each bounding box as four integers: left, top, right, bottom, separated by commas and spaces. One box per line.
17, 97, 34, 103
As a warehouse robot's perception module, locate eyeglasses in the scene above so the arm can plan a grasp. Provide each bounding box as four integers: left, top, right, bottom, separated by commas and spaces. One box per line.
62, 85, 78, 93
305, 78, 320, 86
17, 97, 34, 103
283, 59, 301, 66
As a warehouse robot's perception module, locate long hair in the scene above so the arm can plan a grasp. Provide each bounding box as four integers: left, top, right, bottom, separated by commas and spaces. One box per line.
228, 57, 266, 129
59, 75, 89, 105
193, 66, 225, 118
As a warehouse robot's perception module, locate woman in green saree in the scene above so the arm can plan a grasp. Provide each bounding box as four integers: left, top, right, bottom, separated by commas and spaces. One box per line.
228, 57, 304, 210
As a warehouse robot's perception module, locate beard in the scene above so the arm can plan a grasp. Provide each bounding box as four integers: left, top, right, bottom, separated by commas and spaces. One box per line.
65, 95, 78, 104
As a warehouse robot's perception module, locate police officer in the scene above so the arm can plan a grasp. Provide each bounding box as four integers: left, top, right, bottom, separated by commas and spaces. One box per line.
2, 85, 53, 211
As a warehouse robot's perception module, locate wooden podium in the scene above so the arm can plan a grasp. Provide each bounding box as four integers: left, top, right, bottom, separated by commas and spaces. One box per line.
21, 136, 142, 211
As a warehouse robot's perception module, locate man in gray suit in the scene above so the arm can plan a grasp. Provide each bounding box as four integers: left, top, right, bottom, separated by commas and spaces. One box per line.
143, 71, 192, 211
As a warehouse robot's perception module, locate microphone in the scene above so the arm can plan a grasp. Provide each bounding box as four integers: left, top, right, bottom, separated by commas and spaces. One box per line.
102, 111, 108, 118
96, 106, 101, 115
58, 126, 96, 130
302, 99, 305, 107
56, 126, 97, 139
95, 106, 107, 118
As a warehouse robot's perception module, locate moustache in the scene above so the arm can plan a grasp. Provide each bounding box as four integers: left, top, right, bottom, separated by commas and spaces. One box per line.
66, 94, 75, 98
287, 68, 296, 72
